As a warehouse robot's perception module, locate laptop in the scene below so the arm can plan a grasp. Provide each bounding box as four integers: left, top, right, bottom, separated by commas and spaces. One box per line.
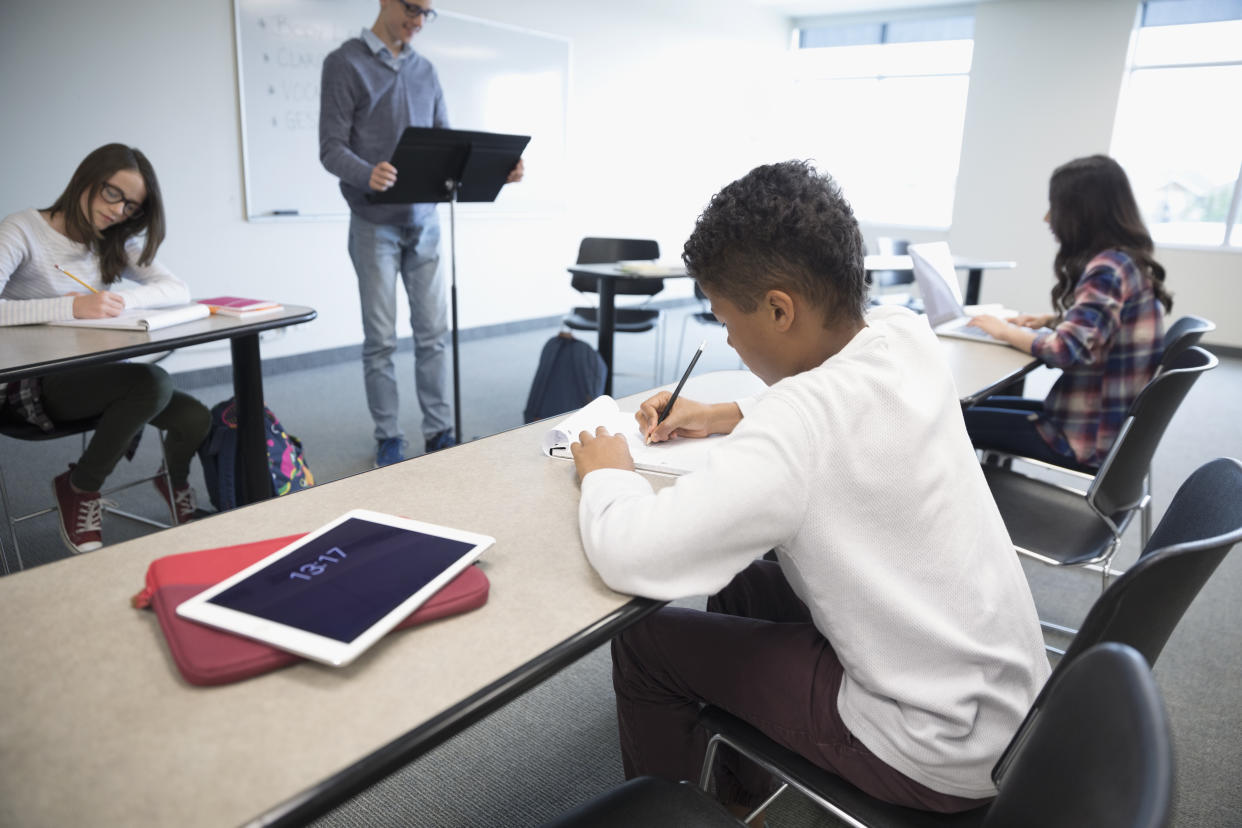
908, 242, 1014, 345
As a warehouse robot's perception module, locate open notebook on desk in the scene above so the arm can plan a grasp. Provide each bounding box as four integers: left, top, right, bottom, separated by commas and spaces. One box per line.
544, 395, 728, 476
45, 302, 211, 332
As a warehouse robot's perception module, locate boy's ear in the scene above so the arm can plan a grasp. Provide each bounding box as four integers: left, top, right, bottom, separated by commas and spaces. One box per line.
766, 289, 796, 332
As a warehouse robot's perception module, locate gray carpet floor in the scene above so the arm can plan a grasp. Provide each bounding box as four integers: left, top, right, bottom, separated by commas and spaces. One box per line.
2, 304, 1239, 827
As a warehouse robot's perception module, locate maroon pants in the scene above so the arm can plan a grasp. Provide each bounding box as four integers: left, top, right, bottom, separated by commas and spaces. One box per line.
610, 560, 989, 812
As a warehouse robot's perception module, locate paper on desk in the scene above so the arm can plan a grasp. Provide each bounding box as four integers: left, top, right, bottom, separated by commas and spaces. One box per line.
45, 302, 211, 332
543, 395, 724, 476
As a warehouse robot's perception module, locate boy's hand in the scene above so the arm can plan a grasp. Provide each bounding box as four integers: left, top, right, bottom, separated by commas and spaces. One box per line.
570, 426, 634, 480
636, 394, 741, 444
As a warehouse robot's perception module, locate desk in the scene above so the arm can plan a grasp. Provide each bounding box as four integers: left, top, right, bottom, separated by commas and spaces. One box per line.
565, 263, 690, 395
936, 335, 1037, 408
0, 306, 316, 506
863, 254, 1016, 306
0, 414, 660, 828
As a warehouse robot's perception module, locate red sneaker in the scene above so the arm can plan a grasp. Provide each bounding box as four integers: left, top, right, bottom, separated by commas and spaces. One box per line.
52, 468, 104, 554
154, 473, 198, 525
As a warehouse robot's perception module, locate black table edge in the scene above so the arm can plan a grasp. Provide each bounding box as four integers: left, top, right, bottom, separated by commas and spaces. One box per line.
249, 596, 664, 828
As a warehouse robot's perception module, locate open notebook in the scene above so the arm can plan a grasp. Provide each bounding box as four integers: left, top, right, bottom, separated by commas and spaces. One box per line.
544, 395, 727, 475
908, 242, 1014, 346
45, 302, 211, 332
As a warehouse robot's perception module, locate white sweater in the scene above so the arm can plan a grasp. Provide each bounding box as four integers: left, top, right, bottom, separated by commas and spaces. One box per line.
578, 307, 1050, 799
0, 208, 189, 327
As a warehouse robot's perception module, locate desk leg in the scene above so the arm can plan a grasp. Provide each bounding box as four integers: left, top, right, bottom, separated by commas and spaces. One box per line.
231, 333, 273, 505
965, 268, 983, 306
597, 278, 616, 396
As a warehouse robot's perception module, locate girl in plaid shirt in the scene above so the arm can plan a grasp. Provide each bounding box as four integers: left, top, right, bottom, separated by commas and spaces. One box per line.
962, 155, 1172, 470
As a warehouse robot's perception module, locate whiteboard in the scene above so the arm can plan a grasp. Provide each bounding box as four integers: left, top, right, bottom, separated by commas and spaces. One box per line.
233, 0, 569, 219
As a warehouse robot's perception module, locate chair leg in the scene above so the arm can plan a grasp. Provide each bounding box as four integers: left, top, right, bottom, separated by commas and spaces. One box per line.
1141, 473, 1153, 547
676, 313, 692, 376
0, 462, 24, 573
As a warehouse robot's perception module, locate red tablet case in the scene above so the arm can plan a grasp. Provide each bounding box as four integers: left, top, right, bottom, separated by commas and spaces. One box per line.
132, 534, 490, 686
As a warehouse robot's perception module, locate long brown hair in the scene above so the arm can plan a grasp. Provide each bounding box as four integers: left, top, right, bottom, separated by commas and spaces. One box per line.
1047, 155, 1171, 313
44, 144, 166, 285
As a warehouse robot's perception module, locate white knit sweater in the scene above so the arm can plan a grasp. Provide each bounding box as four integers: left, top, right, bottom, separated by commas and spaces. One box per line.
578, 307, 1050, 799
0, 208, 188, 327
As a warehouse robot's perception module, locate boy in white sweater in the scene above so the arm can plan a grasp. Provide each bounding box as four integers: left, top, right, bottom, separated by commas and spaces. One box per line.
569, 161, 1049, 815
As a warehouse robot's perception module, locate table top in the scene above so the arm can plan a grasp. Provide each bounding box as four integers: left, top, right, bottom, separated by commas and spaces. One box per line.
0, 304, 317, 383
0, 409, 660, 828
937, 335, 1036, 406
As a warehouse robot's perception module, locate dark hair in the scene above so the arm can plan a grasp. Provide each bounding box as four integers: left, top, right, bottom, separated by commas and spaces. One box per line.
44, 143, 166, 285
682, 160, 867, 326
1047, 154, 1171, 313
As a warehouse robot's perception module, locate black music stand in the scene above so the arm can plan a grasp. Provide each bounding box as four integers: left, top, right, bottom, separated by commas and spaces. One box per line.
370, 126, 529, 441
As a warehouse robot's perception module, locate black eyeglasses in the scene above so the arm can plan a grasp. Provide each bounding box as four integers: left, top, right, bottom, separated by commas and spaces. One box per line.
100, 183, 144, 220
394, 0, 437, 21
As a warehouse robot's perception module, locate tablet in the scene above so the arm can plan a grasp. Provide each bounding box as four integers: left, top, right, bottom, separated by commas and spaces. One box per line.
175, 510, 494, 667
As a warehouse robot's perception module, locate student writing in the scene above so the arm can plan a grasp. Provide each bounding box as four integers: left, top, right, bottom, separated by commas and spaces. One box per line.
964, 154, 1170, 469
569, 161, 1049, 817
0, 143, 210, 552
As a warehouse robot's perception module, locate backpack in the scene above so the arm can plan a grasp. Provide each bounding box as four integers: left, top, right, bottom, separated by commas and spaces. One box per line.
524, 333, 607, 423
197, 398, 315, 511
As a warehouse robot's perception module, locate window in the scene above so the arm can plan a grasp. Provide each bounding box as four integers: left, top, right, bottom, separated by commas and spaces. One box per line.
1111, 0, 1242, 247
790, 13, 974, 228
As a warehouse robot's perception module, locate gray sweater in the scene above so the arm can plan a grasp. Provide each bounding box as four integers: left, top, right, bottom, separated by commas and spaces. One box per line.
319, 34, 449, 227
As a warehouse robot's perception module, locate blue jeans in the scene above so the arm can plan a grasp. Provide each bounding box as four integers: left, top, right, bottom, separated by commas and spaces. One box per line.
963, 396, 1079, 468
348, 213, 451, 442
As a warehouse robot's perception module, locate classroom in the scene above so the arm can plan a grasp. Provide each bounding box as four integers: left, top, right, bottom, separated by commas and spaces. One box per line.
1, 0, 1239, 826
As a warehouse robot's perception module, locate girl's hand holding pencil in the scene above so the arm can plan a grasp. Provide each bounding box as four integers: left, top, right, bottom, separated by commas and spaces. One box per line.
56, 264, 124, 318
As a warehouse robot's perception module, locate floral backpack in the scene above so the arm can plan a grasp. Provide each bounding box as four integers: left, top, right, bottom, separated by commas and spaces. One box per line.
197, 398, 314, 511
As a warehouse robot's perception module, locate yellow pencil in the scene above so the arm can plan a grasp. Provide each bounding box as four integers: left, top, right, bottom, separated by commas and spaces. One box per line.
54, 263, 99, 294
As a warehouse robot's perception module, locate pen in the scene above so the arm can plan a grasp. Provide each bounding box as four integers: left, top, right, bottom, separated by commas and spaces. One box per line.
54, 264, 99, 294
647, 340, 706, 445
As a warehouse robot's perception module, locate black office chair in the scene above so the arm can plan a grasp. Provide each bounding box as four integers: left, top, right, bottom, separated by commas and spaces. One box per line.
868, 237, 917, 307
981, 314, 1216, 544
983, 345, 1215, 644
563, 237, 665, 386
692, 642, 1171, 828
0, 416, 175, 572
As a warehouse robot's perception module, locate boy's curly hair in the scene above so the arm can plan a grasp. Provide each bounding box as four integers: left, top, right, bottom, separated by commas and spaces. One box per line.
682, 160, 866, 326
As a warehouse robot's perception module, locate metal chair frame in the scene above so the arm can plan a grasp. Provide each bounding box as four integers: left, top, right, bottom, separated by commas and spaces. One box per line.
0, 419, 175, 573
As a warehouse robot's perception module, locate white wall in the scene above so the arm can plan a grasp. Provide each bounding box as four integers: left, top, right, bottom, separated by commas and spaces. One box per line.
3, 0, 1239, 370
0, 0, 791, 373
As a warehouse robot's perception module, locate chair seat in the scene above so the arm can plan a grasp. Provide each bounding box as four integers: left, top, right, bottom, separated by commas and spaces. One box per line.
0, 416, 101, 442
983, 465, 1132, 566
563, 306, 660, 333
698, 707, 988, 828
541, 776, 745, 828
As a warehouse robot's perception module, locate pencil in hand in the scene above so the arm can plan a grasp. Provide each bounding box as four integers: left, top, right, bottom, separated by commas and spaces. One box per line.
54, 264, 99, 294
646, 340, 706, 445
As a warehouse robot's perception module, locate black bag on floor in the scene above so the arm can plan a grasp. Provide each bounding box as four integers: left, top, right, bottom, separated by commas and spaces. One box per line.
524, 333, 607, 423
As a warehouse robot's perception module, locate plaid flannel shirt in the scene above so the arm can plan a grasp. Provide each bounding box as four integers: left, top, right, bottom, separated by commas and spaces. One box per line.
1031, 250, 1165, 468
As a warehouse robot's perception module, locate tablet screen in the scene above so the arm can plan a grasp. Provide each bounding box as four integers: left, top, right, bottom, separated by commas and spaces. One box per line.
206, 517, 476, 644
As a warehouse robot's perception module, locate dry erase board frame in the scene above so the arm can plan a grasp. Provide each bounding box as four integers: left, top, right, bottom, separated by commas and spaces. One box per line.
232, 0, 569, 220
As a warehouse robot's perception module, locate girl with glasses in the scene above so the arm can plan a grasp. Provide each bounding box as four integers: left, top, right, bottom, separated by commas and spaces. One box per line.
0, 143, 211, 554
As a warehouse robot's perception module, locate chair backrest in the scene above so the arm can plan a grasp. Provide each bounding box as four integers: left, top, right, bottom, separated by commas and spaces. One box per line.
571, 237, 664, 297
986, 643, 1172, 828
1160, 315, 1215, 371
1064, 456, 1242, 667
1088, 345, 1216, 517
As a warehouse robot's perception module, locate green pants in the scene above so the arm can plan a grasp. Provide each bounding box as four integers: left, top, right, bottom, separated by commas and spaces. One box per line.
39, 363, 211, 492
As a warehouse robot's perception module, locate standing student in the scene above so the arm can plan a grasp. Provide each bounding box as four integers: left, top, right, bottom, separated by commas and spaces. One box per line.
569, 161, 1049, 817
964, 154, 1171, 469
0, 143, 210, 553
319, 0, 523, 468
